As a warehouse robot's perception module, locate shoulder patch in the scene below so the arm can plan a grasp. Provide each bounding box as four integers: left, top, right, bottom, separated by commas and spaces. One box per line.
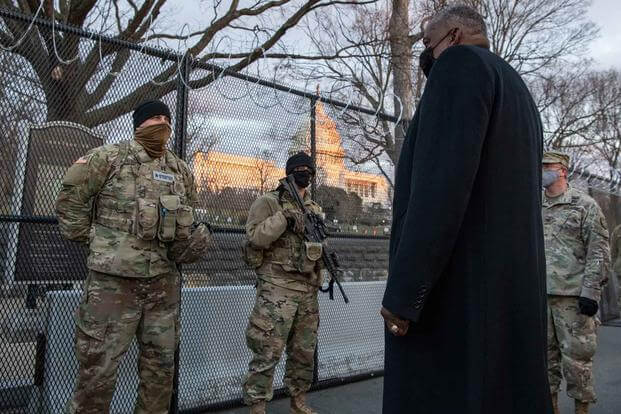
74, 156, 89, 164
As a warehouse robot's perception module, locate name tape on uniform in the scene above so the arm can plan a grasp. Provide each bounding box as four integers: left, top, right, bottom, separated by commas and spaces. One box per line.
153, 171, 175, 183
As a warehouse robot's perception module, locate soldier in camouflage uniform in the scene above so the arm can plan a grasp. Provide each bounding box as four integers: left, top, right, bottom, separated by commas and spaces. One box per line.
56, 100, 206, 414
242, 152, 323, 414
542, 151, 610, 414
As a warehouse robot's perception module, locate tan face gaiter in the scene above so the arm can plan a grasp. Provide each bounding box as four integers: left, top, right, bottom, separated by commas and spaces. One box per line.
134, 123, 172, 159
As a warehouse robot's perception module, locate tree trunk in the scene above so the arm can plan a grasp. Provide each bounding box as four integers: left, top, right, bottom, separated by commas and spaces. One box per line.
389, 0, 414, 164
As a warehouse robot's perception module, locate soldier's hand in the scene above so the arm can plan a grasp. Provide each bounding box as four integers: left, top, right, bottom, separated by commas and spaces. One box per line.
282, 209, 305, 234
380, 306, 409, 336
578, 297, 598, 316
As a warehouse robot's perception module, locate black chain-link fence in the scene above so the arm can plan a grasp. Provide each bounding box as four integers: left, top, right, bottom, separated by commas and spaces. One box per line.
0, 9, 399, 413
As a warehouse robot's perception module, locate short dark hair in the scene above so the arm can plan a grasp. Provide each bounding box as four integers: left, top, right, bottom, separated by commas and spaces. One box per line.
429, 4, 487, 37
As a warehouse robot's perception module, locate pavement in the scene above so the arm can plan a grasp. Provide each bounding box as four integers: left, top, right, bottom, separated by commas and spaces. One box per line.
212, 325, 621, 414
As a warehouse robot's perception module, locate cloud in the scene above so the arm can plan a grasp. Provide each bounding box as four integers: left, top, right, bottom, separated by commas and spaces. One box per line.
588, 0, 621, 69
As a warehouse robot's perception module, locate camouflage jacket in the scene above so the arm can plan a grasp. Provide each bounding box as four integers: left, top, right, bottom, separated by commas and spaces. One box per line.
246, 188, 323, 292
55, 139, 198, 278
610, 224, 621, 275
543, 186, 610, 300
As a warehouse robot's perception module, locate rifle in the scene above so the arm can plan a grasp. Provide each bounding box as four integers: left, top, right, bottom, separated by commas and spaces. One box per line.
279, 175, 349, 304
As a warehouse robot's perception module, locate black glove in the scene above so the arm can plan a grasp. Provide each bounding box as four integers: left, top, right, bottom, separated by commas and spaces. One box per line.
578, 297, 598, 316
282, 209, 305, 234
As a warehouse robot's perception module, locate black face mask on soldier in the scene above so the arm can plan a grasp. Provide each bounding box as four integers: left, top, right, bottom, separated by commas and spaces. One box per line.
293, 170, 312, 188
419, 29, 455, 78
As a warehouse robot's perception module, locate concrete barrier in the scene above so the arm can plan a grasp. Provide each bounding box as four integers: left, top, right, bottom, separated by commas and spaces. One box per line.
38, 281, 386, 412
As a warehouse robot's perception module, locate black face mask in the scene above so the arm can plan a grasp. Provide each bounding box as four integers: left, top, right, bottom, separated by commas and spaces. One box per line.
293, 170, 312, 188
419, 29, 454, 78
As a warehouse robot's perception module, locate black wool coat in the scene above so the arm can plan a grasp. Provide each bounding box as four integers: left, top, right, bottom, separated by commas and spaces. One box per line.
382, 45, 552, 414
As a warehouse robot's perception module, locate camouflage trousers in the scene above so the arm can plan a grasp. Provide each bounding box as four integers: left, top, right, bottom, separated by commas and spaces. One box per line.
547, 295, 599, 403
242, 280, 319, 405
66, 270, 180, 414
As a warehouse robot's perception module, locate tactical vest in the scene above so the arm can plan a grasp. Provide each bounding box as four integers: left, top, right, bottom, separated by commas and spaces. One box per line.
87, 140, 194, 278
255, 190, 323, 288
543, 186, 607, 298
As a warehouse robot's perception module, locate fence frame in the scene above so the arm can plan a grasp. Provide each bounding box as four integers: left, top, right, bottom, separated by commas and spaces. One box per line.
2, 7, 617, 413
0, 7, 398, 413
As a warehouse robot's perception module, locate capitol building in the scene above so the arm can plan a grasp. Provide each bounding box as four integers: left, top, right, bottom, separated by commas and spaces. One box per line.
191, 102, 391, 208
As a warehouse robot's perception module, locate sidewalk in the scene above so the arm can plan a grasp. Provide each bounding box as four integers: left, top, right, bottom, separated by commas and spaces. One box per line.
213, 325, 621, 414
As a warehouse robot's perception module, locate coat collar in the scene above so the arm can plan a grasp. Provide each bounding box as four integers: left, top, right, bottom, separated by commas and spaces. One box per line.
129, 139, 173, 165
278, 187, 313, 206
543, 185, 575, 208
129, 139, 154, 163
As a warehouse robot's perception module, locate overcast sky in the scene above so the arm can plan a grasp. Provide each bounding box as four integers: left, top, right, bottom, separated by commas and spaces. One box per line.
588, 0, 621, 70
169, 1, 620, 71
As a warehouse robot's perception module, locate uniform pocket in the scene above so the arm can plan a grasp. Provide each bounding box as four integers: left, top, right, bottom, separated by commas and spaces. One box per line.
246, 312, 277, 358
136, 198, 158, 240
173, 180, 186, 197
242, 239, 264, 269
558, 210, 582, 240
75, 303, 108, 341
74, 302, 108, 365
175, 204, 193, 240
304, 242, 323, 262
250, 315, 274, 333
158, 195, 180, 242
248, 312, 274, 335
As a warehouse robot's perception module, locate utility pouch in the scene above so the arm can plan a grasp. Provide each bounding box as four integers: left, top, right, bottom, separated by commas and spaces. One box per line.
175, 204, 193, 240
242, 238, 264, 269
158, 195, 180, 242
304, 241, 323, 262
136, 198, 158, 240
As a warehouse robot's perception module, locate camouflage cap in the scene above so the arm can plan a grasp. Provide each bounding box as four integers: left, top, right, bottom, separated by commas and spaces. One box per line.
168, 223, 213, 264
542, 151, 570, 168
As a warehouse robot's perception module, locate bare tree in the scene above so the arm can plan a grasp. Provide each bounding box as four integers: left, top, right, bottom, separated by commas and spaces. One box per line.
288, 0, 598, 163
253, 149, 278, 195
288, 3, 403, 172
388, 0, 415, 158
0, 53, 40, 214
185, 113, 221, 159
477, 0, 598, 77
590, 71, 621, 179
0, 0, 375, 127
575, 70, 621, 222
534, 67, 621, 155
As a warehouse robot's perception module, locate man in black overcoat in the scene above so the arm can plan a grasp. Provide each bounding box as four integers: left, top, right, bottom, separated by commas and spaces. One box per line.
380, 5, 553, 413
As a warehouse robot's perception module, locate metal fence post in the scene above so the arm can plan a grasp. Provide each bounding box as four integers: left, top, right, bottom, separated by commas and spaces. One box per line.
309, 96, 320, 385
170, 53, 191, 414
0, 9, 406, 411
174, 54, 191, 161
310, 97, 317, 200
